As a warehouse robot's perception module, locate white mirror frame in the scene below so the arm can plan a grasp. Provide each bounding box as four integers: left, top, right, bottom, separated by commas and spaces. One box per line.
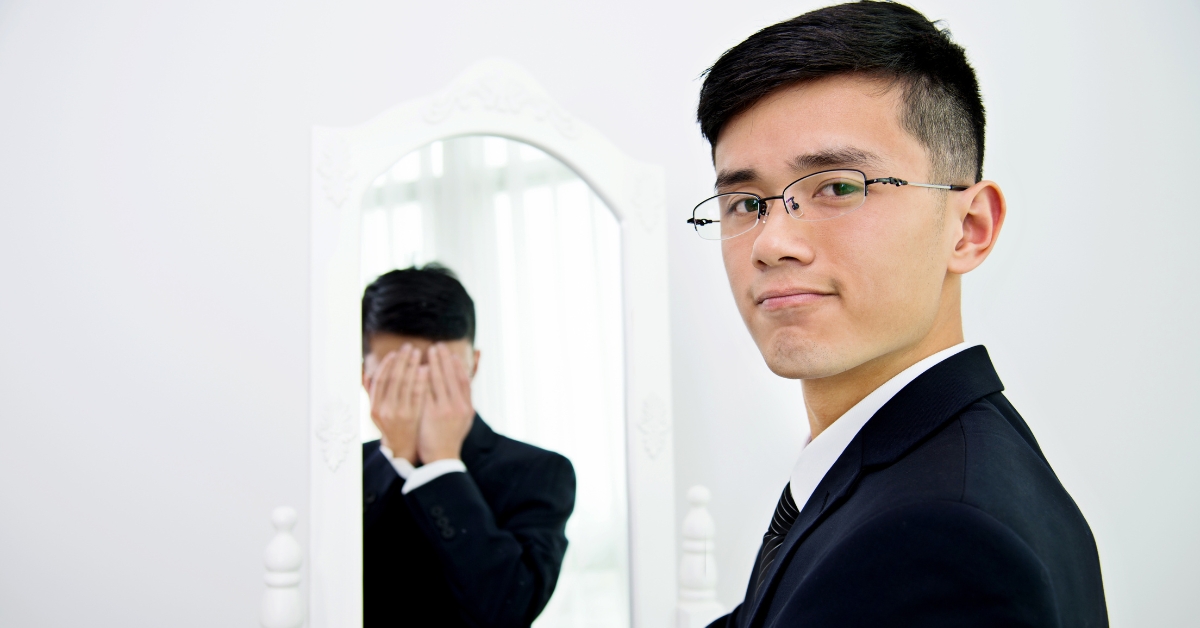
308, 59, 676, 628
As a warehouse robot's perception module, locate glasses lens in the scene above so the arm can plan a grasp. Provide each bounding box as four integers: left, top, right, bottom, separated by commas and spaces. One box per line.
782, 170, 867, 221
693, 193, 762, 240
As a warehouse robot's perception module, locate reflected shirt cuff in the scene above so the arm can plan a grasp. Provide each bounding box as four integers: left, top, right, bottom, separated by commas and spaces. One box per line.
379, 445, 466, 492
402, 459, 467, 494
379, 444, 416, 479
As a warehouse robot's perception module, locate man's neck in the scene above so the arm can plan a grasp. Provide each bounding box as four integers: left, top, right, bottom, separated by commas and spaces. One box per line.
802, 308, 964, 440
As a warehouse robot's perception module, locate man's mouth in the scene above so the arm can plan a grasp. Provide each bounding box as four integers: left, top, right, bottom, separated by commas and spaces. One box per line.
755, 288, 834, 311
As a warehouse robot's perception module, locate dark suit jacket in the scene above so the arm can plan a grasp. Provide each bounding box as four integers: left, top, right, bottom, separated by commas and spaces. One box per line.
363, 415, 575, 628
711, 346, 1107, 628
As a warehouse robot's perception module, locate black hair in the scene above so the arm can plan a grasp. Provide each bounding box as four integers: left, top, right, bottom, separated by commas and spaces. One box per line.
697, 1, 985, 183
361, 264, 475, 354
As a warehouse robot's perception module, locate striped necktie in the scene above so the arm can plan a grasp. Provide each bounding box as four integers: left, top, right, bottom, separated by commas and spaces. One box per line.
754, 483, 800, 595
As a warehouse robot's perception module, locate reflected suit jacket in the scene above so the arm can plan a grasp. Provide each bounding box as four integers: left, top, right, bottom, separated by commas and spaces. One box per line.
363, 415, 575, 628
711, 346, 1108, 628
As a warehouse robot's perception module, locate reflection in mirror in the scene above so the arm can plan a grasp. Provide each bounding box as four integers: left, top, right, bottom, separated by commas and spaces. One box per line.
359, 135, 629, 626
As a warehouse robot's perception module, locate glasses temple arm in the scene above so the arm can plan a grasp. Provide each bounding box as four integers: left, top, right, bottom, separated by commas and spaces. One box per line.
865, 177, 970, 191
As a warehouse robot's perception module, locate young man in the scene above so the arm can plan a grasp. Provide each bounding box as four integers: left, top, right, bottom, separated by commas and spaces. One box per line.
689, 3, 1107, 626
360, 265, 575, 628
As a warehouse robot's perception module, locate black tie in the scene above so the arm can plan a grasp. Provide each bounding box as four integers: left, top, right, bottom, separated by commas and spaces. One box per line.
754, 483, 800, 595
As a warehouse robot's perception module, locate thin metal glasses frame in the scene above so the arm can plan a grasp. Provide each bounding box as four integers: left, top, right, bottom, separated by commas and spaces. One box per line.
685, 168, 970, 240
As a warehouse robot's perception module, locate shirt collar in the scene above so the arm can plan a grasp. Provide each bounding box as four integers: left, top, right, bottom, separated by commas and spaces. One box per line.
788, 342, 972, 509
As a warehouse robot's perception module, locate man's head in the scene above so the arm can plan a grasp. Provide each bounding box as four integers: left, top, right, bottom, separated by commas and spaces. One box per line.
699, 1, 1005, 382
699, 1, 984, 184
361, 264, 480, 387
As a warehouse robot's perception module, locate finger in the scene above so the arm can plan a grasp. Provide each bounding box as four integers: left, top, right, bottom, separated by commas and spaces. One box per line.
427, 344, 449, 404
390, 343, 414, 401
386, 345, 420, 405
366, 352, 388, 396
441, 347, 468, 406
454, 352, 472, 407
370, 351, 399, 410
414, 365, 430, 416
401, 345, 422, 414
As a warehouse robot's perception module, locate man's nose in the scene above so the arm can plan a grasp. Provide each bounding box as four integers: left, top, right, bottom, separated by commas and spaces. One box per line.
750, 201, 816, 267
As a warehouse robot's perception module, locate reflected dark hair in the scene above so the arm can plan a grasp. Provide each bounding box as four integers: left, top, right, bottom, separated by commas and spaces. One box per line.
362, 264, 475, 354
697, 1, 984, 182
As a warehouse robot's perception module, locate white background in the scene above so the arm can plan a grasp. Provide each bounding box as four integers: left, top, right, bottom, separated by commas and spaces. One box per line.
0, 1, 1196, 626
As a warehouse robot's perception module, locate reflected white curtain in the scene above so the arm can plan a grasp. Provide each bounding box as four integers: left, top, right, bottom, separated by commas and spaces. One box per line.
360, 136, 630, 627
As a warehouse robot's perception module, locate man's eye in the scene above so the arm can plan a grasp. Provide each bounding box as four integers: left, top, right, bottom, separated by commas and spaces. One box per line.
732, 198, 760, 214
816, 180, 863, 197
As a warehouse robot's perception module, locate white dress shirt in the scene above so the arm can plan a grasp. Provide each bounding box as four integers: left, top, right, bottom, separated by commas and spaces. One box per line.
788, 343, 972, 510
378, 444, 467, 494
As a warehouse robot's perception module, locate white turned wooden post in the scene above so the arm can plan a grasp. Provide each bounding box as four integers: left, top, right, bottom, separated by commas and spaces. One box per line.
261, 506, 305, 628
677, 486, 724, 628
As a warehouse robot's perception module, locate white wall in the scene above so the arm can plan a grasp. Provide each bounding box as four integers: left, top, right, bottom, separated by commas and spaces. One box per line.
0, 1, 1195, 626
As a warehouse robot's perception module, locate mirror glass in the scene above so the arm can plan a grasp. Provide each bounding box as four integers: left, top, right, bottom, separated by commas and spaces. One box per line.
359, 135, 630, 626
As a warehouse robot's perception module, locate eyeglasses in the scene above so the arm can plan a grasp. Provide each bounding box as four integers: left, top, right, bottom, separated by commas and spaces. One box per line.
686, 169, 969, 241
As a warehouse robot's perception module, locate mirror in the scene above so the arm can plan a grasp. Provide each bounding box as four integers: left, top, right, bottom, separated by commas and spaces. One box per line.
309, 59, 674, 628
358, 135, 630, 626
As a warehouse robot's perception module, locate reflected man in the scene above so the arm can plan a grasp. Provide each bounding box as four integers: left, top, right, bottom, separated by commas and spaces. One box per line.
362, 265, 575, 628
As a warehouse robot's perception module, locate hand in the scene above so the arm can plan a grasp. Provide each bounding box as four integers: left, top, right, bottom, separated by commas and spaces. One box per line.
367, 344, 426, 464
416, 343, 475, 463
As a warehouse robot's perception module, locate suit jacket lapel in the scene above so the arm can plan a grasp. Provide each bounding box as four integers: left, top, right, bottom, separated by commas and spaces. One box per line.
744, 439, 864, 625
744, 346, 1005, 627
460, 413, 498, 470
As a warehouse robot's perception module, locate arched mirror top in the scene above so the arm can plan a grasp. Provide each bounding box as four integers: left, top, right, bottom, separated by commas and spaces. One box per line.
357, 131, 613, 215
313, 59, 667, 233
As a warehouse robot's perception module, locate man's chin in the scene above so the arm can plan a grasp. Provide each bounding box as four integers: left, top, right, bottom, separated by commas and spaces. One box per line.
758, 333, 850, 380
763, 358, 846, 380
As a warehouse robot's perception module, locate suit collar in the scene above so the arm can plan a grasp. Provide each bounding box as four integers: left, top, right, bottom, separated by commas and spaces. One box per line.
859, 345, 1004, 468
786, 343, 972, 516
460, 413, 498, 468
745, 345, 1004, 625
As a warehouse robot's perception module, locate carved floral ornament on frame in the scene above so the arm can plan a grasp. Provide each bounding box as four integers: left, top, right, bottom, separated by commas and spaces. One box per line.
317, 397, 356, 472
422, 72, 579, 139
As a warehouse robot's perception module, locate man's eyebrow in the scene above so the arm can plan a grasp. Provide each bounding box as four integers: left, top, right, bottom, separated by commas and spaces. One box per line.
714, 147, 884, 191
791, 147, 884, 172
714, 168, 758, 191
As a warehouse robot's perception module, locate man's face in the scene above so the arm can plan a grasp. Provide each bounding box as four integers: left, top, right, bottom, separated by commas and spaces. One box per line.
715, 76, 960, 380
362, 333, 479, 390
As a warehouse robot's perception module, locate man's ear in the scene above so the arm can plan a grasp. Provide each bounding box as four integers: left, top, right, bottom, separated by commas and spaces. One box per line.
470, 349, 481, 380
947, 180, 1006, 275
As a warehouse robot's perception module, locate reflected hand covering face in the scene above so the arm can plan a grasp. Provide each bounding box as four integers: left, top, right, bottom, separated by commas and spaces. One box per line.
715, 76, 974, 380
363, 334, 479, 387
362, 333, 480, 465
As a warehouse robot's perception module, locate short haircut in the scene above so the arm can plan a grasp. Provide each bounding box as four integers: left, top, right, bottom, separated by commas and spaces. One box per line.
697, 1, 984, 183
361, 264, 476, 354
